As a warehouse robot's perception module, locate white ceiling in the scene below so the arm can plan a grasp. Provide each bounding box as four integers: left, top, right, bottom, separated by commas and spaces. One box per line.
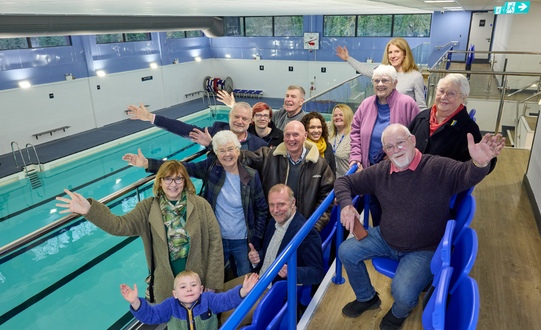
0, 0, 536, 16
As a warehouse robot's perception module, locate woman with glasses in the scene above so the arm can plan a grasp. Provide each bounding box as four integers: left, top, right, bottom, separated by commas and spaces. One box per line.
328, 104, 354, 178
349, 65, 420, 226
300, 111, 337, 176
218, 91, 283, 148
55, 160, 224, 314
408, 74, 486, 164
336, 37, 427, 111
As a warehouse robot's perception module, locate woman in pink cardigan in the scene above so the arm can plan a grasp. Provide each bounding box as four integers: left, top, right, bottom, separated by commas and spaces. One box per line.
349, 65, 420, 226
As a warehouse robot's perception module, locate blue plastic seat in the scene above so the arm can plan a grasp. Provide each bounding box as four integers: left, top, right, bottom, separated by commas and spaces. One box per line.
253, 90, 263, 98
449, 227, 478, 294
452, 194, 476, 245
446, 46, 453, 70
232, 89, 241, 97
242, 281, 287, 330
422, 266, 453, 330
445, 276, 480, 330
469, 109, 476, 122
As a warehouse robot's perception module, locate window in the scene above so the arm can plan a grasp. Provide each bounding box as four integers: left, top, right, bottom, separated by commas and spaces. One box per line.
245, 17, 273, 37
186, 31, 201, 38
166, 31, 201, 39
393, 14, 432, 37
0, 36, 72, 50
224, 17, 245, 36
96, 33, 151, 44
324, 14, 431, 37
357, 15, 392, 37
324, 16, 356, 37
274, 16, 303, 37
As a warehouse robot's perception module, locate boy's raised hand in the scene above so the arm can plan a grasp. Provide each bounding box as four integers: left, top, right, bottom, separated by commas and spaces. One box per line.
240, 273, 260, 298
120, 284, 141, 310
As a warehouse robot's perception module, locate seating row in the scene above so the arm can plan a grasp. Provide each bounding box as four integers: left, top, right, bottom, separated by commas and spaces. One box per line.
232, 89, 264, 98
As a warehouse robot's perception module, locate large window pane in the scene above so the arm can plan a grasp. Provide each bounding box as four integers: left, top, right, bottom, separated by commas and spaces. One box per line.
393, 14, 431, 37
29, 36, 71, 48
357, 15, 392, 37
167, 31, 186, 39
274, 16, 303, 37
245, 17, 273, 37
224, 17, 244, 36
125, 33, 151, 42
186, 30, 201, 38
324, 16, 356, 37
96, 34, 124, 44
0, 37, 29, 50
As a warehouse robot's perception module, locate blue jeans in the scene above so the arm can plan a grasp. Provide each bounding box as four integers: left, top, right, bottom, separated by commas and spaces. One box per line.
338, 226, 434, 318
222, 239, 252, 277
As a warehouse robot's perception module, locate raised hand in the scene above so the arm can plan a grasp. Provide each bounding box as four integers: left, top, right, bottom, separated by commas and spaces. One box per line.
278, 264, 287, 278
127, 102, 153, 122
341, 204, 359, 232
248, 243, 260, 264
55, 189, 91, 215
467, 133, 505, 167
189, 127, 212, 147
120, 284, 141, 310
240, 273, 260, 298
217, 90, 236, 107
122, 148, 149, 168
336, 46, 350, 62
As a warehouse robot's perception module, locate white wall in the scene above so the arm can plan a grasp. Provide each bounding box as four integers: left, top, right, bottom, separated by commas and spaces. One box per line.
526, 106, 541, 217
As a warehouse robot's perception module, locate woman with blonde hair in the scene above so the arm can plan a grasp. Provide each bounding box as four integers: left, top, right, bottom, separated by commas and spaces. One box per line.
56, 160, 224, 326
328, 104, 354, 177
336, 37, 427, 111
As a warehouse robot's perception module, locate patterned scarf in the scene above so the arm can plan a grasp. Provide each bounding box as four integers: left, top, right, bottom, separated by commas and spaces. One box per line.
160, 192, 190, 261
308, 137, 327, 158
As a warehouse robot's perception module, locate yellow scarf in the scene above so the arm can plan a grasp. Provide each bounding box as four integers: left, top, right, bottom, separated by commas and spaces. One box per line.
308, 138, 327, 158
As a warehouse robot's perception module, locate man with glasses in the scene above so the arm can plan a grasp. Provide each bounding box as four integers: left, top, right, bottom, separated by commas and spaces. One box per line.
126, 101, 266, 152
335, 123, 504, 330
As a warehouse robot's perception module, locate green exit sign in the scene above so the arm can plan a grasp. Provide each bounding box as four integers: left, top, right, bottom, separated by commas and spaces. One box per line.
495, 1, 530, 14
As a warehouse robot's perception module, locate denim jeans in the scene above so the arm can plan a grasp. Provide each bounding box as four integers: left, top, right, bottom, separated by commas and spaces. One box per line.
222, 238, 252, 277
338, 226, 434, 318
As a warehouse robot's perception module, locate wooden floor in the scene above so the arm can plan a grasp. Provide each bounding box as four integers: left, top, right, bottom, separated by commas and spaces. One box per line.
307, 148, 541, 330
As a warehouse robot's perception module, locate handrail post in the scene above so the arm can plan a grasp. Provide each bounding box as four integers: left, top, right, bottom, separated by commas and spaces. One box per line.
333, 208, 345, 285
287, 250, 297, 330
494, 74, 508, 135
485, 55, 496, 94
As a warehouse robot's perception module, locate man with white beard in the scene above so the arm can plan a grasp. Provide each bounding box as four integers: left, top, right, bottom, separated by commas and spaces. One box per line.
334, 123, 504, 330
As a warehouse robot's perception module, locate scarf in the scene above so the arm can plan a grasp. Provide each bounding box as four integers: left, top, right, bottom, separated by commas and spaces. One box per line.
429, 104, 464, 136
308, 137, 327, 158
160, 192, 190, 261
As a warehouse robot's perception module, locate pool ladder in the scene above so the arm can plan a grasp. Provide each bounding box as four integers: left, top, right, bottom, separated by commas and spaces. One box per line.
11, 141, 44, 189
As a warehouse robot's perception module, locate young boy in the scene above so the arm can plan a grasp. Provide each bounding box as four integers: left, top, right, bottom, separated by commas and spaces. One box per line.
120, 270, 259, 329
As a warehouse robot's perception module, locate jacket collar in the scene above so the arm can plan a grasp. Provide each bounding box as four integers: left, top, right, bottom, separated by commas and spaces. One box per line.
214, 158, 253, 185
376, 88, 399, 107
272, 140, 319, 163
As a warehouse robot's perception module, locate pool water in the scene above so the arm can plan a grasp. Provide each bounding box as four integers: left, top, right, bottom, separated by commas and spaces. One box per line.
0, 109, 228, 329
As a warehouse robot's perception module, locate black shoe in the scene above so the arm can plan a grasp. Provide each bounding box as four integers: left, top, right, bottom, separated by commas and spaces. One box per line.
379, 309, 406, 330
342, 293, 381, 318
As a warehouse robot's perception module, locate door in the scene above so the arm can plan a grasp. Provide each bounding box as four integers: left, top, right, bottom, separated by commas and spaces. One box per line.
468, 12, 495, 61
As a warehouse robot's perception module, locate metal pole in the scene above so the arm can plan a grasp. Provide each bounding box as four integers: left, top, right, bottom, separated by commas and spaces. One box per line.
485, 55, 496, 93
287, 250, 297, 330
494, 74, 508, 135
333, 208, 346, 285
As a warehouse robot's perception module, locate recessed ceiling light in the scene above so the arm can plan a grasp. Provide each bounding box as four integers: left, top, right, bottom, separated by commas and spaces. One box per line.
424, 1, 455, 3
443, 6, 464, 10
18, 81, 31, 88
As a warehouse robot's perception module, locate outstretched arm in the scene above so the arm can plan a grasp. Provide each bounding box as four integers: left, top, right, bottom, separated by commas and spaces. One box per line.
217, 90, 236, 107
468, 133, 505, 167
240, 273, 260, 298
127, 102, 153, 122
122, 148, 149, 168
120, 284, 141, 310
336, 46, 350, 61
188, 127, 213, 147
55, 189, 91, 215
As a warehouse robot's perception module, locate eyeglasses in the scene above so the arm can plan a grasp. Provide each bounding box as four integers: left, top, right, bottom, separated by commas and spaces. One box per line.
436, 89, 461, 99
372, 78, 391, 85
162, 176, 185, 185
217, 147, 238, 155
254, 113, 270, 119
383, 136, 411, 153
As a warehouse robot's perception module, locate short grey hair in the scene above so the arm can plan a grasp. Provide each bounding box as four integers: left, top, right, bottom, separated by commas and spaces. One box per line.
232, 102, 252, 115
212, 130, 241, 154
381, 123, 412, 145
373, 65, 398, 84
437, 74, 470, 98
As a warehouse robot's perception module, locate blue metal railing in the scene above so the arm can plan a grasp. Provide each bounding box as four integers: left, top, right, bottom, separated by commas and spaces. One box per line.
221, 164, 359, 330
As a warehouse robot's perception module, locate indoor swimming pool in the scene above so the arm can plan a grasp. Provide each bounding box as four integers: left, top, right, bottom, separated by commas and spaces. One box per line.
0, 109, 229, 329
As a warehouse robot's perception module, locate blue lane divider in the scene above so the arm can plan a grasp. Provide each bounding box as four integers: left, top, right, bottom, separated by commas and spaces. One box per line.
221, 164, 358, 330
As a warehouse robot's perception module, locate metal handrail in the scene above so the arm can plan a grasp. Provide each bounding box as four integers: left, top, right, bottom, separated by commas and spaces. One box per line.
304, 73, 364, 104
435, 41, 459, 50
507, 79, 541, 97
25, 143, 42, 170
428, 69, 541, 77
448, 50, 541, 55
11, 141, 29, 177
0, 149, 207, 258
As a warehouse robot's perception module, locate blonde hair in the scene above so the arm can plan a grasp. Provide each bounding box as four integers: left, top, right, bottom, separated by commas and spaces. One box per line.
329, 104, 353, 138
381, 37, 419, 72
174, 270, 201, 288
153, 160, 196, 197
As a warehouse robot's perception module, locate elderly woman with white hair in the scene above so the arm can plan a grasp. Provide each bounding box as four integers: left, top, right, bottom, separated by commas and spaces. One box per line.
408, 73, 487, 164
349, 65, 420, 226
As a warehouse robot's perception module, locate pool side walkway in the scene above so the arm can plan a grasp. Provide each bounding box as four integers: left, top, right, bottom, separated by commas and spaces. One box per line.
1, 97, 284, 178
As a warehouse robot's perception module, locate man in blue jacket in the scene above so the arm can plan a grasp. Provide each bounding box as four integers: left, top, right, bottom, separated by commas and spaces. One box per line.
126, 101, 266, 151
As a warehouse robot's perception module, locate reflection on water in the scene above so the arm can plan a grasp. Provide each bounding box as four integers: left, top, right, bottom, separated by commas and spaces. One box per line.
0, 272, 5, 283
30, 222, 98, 261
